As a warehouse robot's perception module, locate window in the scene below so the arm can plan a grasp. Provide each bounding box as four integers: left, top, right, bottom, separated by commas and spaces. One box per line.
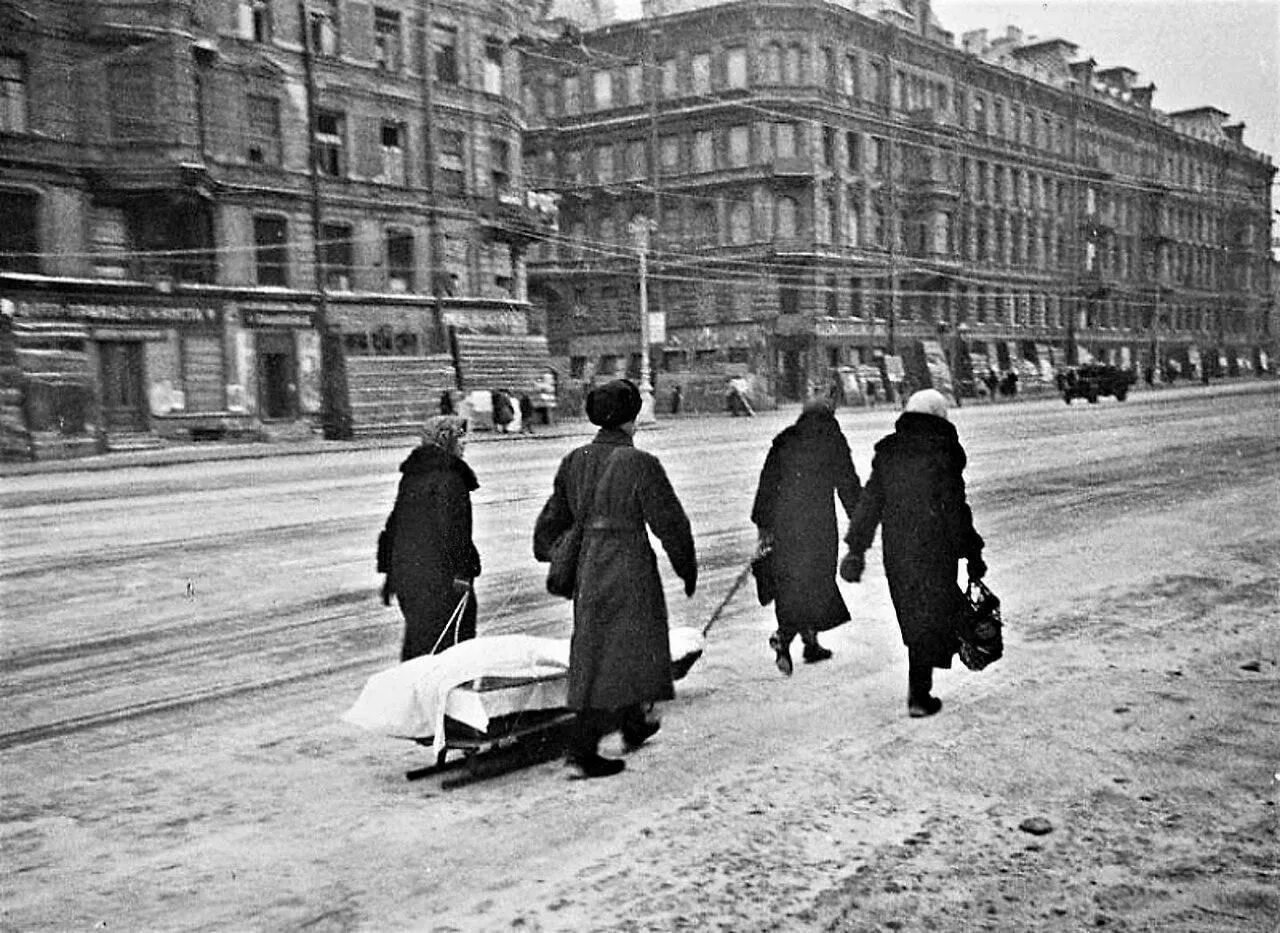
726, 47, 747, 89
845, 198, 860, 247
729, 202, 752, 244
774, 123, 796, 159
386, 230, 414, 292
594, 143, 613, 183
593, 70, 613, 109
309, 0, 339, 56
490, 137, 510, 194
779, 272, 801, 314
843, 55, 859, 98
821, 197, 836, 244
373, 8, 401, 71
246, 95, 281, 166
239, 0, 272, 42
762, 44, 782, 84
784, 45, 803, 85
434, 25, 458, 84
315, 110, 345, 176
0, 190, 39, 272
869, 61, 885, 104
822, 126, 836, 167
438, 129, 465, 195
0, 55, 25, 133
728, 125, 749, 167
108, 62, 154, 140
380, 121, 406, 184
625, 140, 645, 180
563, 74, 580, 114
625, 64, 643, 105
775, 196, 798, 239
321, 223, 353, 290
253, 216, 288, 286
483, 37, 504, 95
845, 131, 860, 172
693, 202, 716, 242
660, 136, 680, 171
691, 52, 711, 95
659, 58, 678, 98
693, 130, 714, 172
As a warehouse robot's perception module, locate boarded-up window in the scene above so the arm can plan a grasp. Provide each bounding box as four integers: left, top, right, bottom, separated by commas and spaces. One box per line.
483, 37, 503, 95
728, 125, 749, 166
593, 70, 612, 109
91, 207, 129, 279
693, 130, 713, 172
725, 47, 747, 89
691, 53, 711, 95
381, 121, 405, 184
182, 334, 225, 412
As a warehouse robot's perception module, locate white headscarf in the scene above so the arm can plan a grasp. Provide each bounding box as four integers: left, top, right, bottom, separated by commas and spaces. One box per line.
905, 389, 949, 421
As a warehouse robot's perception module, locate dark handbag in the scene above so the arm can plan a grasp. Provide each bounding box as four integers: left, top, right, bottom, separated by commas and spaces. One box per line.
957, 579, 1003, 671
376, 527, 392, 574
545, 523, 586, 598
545, 451, 622, 599
750, 544, 776, 606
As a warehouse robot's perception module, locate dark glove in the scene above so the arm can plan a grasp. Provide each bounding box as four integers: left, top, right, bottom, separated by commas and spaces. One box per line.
684, 576, 697, 598
839, 552, 864, 583
380, 576, 394, 606
968, 554, 988, 581
452, 577, 473, 595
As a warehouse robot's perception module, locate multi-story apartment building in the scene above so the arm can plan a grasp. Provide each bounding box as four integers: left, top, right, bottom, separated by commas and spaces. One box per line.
1, 0, 551, 459
522, 0, 1275, 404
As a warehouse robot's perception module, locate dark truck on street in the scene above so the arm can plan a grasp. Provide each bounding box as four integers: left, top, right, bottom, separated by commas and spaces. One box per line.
1057, 363, 1137, 404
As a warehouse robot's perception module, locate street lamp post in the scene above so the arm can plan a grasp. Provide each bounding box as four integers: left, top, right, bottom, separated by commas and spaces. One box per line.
631, 216, 656, 424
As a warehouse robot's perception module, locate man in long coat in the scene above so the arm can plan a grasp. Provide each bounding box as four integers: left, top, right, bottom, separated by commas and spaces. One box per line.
751, 398, 861, 674
841, 389, 986, 717
534, 380, 697, 778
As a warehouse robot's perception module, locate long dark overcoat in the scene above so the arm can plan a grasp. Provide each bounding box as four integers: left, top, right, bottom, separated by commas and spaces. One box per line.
751, 409, 861, 638
384, 445, 482, 661
534, 429, 697, 711
845, 412, 984, 667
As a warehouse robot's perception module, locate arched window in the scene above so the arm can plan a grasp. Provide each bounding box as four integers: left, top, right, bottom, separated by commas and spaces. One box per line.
845, 198, 861, 247
775, 196, 798, 239
785, 45, 804, 85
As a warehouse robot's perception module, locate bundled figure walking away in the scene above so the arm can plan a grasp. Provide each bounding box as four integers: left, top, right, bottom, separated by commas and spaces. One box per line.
751, 398, 862, 675
378, 416, 482, 662
840, 389, 986, 718
534, 379, 697, 778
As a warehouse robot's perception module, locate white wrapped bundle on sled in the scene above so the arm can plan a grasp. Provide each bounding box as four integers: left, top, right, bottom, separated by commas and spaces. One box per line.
344, 628, 707, 766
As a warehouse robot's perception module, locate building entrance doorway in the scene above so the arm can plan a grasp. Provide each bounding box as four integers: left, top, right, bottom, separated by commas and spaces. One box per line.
98, 341, 148, 432
256, 331, 297, 420
779, 348, 808, 401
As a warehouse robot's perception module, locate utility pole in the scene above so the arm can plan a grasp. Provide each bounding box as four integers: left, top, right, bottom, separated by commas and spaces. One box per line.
419, 0, 446, 358
632, 216, 656, 424
299, 0, 351, 439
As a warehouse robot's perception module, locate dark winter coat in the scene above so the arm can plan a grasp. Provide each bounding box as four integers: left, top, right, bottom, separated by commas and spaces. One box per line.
533, 429, 697, 712
383, 445, 482, 661
751, 409, 861, 638
845, 412, 984, 667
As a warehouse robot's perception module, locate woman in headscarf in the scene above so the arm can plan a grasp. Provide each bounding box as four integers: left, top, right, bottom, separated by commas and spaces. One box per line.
751, 397, 861, 675
840, 389, 987, 717
534, 379, 697, 778
379, 415, 482, 661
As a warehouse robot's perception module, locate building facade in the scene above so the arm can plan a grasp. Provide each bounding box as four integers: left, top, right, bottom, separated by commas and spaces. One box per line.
1, 0, 550, 459
521, 0, 1275, 405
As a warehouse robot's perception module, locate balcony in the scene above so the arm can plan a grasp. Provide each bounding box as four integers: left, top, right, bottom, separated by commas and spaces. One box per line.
770, 157, 816, 180
478, 194, 548, 244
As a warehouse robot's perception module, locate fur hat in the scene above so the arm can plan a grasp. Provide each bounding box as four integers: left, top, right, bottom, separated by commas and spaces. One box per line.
586, 379, 643, 429
904, 388, 950, 421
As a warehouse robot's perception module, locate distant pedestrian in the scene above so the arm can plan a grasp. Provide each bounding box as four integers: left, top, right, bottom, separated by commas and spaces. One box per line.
983, 371, 999, 400
379, 416, 481, 661
533, 379, 697, 778
752, 397, 861, 675
518, 393, 535, 434
491, 389, 514, 433
840, 390, 986, 718
438, 391, 455, 416
670, 384, 683, 415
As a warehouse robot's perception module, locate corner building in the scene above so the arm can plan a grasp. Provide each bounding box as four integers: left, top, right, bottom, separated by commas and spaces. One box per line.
522, 0, 1275, 404
1, 0, 550, 460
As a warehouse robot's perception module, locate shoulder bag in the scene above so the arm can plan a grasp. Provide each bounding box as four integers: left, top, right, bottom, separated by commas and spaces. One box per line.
546, 450, 623, 598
